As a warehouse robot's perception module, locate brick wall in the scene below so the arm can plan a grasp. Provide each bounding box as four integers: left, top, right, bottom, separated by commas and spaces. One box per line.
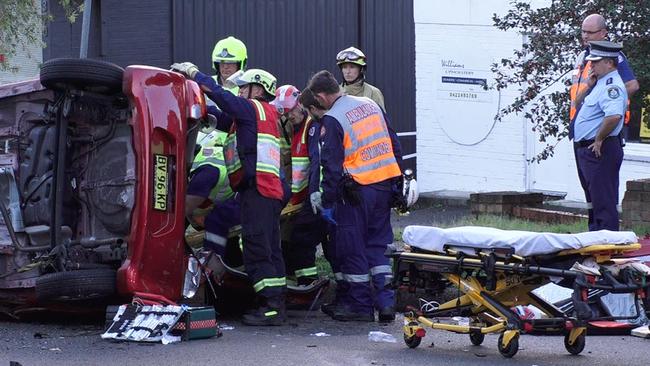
621, 178, 650, 228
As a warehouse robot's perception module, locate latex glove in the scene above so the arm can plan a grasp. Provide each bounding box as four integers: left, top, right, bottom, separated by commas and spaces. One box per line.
310, 191, 323, 214
320, 207, 337, 226
170, 62, 199, 79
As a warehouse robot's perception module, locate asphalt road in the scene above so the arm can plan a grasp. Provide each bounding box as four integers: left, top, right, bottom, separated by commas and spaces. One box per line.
2, 205, 649, 365
1, 311, 648, 366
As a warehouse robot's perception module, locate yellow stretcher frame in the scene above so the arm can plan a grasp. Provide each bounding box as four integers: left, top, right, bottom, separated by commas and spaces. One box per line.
395, 242, 646, 358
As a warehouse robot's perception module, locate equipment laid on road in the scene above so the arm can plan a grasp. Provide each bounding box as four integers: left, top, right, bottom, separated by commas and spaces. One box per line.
103, 303, 219, 343
391, 226, 650, 358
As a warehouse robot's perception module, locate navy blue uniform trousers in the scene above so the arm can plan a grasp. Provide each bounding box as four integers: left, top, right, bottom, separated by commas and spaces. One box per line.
576, 137, 623, 231
334, 184, 394, 314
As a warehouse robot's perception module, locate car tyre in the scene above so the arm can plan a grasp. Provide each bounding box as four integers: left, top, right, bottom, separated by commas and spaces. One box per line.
35, 268, 116, 302
40, 58, 124, 95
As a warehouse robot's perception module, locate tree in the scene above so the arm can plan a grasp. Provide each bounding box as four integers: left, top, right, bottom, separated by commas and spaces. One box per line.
491, 0, 650, 162
0, 0, 83, 72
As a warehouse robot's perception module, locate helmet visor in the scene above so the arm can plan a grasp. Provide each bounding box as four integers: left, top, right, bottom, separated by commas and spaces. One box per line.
336, 50, 363, 62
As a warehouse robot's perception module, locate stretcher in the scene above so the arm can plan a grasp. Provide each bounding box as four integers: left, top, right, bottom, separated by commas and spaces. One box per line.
391, 226, 650, 358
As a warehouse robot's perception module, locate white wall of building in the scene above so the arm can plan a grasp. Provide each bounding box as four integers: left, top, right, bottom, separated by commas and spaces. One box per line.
415, 0, 527, 193
414, 0, 650, 202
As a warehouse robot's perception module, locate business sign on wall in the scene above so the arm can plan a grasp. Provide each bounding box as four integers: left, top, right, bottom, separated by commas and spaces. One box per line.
433, 43, 500, 145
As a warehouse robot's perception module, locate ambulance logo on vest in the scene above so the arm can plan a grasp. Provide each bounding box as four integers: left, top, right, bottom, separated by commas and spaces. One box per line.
607, 87, 620, 99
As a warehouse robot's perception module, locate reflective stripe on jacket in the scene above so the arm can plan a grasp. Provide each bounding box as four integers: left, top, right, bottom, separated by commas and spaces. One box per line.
324, 95, 400, 185
289, 116, 313, 205
223, 99, 284, 200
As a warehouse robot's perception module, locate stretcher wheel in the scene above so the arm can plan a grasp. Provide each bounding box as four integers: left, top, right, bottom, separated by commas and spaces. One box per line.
469, 331, 485, 346
497, 333, 519, 358
404, 322, 423, 349
564, 332, 586, 355
404, 333, 422, 349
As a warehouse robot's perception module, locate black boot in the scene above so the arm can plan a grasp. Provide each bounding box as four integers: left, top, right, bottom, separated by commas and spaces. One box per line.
242, 295, 286, 326
241, 306, 284, 326
378, 306, 395, 322
332, 306, 374, 322
321, 302, 339, 317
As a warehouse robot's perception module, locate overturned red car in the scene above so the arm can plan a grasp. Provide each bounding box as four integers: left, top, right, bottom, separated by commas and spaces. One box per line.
0, 58, 204, 316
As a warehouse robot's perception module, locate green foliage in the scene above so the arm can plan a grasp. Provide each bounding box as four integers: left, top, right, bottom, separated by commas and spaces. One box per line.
58, 0, 84, 23
492, 0, 650, 162
445, 214, 588, 234
0, 0, 83, 72
0, 0, 46, 72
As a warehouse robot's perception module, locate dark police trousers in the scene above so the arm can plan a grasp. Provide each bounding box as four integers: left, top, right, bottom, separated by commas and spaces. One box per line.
576, 137, 623, 231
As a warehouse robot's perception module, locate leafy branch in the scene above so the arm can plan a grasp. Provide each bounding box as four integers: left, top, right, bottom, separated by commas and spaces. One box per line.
491, 0, 650, 162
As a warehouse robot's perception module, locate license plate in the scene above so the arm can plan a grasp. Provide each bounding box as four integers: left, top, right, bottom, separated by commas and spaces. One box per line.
153, 154, 169, 211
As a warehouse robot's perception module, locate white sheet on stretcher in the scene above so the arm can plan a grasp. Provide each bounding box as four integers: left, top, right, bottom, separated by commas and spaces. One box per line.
402, 226, 638, 257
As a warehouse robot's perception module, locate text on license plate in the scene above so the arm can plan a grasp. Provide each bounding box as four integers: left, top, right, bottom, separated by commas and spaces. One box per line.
154, 154, 169, 211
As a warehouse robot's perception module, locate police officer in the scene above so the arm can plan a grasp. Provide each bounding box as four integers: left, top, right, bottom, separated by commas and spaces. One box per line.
336, 47, 387, 112
271, 85, 328, 286
573, 41, 627, 231
308, 70, 402, 322
569, 14, 638, 228
171, 62, 286, 326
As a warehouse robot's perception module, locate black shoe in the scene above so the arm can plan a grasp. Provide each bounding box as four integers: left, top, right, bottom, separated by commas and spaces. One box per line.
241, 306, 285, 326
321, 302, 338, 317
378, 306, 395, 322
332, 308, 375, 322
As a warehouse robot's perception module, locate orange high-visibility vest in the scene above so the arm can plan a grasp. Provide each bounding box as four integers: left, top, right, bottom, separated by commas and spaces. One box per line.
570, 51, 630, 124
289, 116, 313, 205
223, 99, 284, 200
324, 95, 400, 185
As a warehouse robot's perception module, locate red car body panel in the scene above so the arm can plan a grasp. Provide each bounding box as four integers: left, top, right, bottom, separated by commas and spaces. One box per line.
117, 66, 203, 301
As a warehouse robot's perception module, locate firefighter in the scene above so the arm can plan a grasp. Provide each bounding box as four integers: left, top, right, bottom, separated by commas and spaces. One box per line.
185, 130, 243, 274
171, 62, 286, 326
211, 36, 248, 94
308, 70, 402, 322
297, 87, 343, 315
336, 46, 386, 112
271, 85, 328, 286
184, 36, 248, 273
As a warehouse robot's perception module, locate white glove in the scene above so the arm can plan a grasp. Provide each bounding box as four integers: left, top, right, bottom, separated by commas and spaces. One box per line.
224, 70, 244, 89
404, 178, 419, 208
170, 62, 199, 79
310, 191, 323, 214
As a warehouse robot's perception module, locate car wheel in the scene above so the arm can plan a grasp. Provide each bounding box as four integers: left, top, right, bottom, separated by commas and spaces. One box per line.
40, 58, 124, 95
35, 268, 116, 302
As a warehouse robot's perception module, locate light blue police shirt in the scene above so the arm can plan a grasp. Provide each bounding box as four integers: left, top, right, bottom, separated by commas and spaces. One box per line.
573, 69, 627, 142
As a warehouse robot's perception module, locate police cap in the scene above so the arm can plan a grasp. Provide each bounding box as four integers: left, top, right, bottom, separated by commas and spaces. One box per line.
585, 40, 623, 61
